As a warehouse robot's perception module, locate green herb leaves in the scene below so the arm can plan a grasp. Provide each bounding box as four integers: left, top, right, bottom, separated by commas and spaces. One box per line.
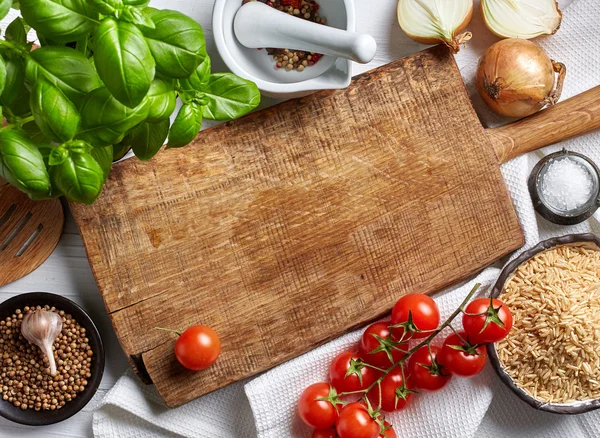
168, 103, 202, 148
79, 86, 149, 146
0, 2, 260, 204
20, 0, 98, 43
146, 77, 176, 122
94, 18, 155, 108
131, 119, 169, 160
30, 80, 80, 142
48, 140, 105, 204
142, 9, 206, 78
0, 130, 51, 199
200, 73, 261, 121
26, 47, 102, 109
0, 0, 11, 22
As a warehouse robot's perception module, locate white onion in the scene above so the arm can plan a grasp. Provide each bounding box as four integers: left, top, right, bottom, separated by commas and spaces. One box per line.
397, 0, 474, 53
481, 0, 562, 39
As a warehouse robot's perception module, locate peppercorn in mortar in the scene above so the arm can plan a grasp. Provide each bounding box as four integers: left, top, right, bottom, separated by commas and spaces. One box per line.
242, 0, 326, 71
0, 305, 93, 411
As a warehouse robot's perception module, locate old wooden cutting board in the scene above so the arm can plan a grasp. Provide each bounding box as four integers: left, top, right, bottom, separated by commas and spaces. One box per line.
72, 45, 524, 407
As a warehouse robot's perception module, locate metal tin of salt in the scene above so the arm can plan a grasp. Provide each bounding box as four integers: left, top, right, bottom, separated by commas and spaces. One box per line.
528, 149, 600, 225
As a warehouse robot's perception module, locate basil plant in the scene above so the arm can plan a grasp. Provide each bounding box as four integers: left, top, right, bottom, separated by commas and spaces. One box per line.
0, 0, 260, 204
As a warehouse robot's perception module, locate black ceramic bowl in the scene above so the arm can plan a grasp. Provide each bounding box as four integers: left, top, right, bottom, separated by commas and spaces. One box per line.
0, 292, 105, 425
487, 234, 600, 415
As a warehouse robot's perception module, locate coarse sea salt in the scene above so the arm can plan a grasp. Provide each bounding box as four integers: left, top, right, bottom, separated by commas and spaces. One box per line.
540, 157, 594, 212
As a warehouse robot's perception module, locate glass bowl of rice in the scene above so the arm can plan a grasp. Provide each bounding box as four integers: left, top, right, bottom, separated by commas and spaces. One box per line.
487, 234, 600, 414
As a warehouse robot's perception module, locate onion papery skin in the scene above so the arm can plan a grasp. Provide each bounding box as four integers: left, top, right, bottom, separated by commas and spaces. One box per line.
481, 0, 562, 40
397, 0, 474, 53
476, 39, 556, 118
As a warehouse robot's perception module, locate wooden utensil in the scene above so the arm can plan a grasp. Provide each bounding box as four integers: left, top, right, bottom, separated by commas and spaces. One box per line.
0, 184, 64, 286
71, 45, 600, 407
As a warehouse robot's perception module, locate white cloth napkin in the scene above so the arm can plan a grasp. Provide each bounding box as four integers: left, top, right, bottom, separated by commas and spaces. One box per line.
93, 0, 600, 437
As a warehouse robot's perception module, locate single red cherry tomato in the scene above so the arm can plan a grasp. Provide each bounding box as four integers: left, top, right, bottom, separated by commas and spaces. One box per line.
366, 367, 413, 412
437, 331, 487, 377
174, 325, 220, 370
379, 422, 397, 438
329, 351, 379, 393
359, 321, 408, 368
462, 298, 513, 344
299, 382, 340, 429
406, 345, 451, 391
313, 427, 337, 438
391, 294, 440, 340
336, 403, 380, 438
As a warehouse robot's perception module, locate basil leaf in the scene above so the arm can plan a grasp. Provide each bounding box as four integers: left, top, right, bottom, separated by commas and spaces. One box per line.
146, 77, 176, 123
37, 32, 62, 47
112, 140, 131, 161
142, 9, 206, 78
49, 143, 105, 204
79, 86, 149, 146
121, 6, 155, 31
123, 0, 148, 5
200, 73, 260, 121
178, 55, 211, 92
94, 17, 155, 108
5, 17, 27, 44
131, 119, 168, 160
21, 120, 54, 144
26, 46, 102, 109
1, 57, 25, 106
167, 103, 202, 148
0, 57, 6, 96
88, 0, 119, 15
7, 89, 32, 117
20, 0, 98, 42
0, 130, 52, 199
0, 0, 11, 21
31, 80, 80, 142
90, 145, 113, 182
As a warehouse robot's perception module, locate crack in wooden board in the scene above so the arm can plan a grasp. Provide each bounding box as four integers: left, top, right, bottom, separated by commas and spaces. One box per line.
71, 45, 524, 407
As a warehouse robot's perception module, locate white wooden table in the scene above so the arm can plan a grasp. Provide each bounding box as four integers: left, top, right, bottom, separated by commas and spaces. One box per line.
0, 0, 575, 436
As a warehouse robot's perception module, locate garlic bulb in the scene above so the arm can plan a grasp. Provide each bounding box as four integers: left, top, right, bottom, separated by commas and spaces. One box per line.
21, 309, 63, 375
397, 0, 474, 53
481, 0, 562, 39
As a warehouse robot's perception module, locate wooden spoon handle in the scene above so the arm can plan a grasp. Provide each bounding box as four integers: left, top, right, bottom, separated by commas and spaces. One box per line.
486, 85, 600, 164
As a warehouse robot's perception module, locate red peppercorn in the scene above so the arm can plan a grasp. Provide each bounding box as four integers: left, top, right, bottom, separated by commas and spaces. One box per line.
308, 61, 315, 65
281, 0, 301, 7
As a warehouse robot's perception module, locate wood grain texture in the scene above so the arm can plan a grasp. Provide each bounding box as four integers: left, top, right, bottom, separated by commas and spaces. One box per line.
488, 85, 600, 164
71, 46, 524, 407
0, 185, 65, 286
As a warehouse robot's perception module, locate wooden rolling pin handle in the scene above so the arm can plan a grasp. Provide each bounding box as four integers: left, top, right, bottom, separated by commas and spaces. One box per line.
486, 85, 600, 164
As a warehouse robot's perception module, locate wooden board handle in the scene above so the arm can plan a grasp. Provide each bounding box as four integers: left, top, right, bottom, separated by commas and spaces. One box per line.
486, 85, 600, 164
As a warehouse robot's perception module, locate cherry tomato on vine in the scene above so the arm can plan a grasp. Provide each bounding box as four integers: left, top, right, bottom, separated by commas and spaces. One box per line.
406, 345, 451, 391
462, 298, 513, 344
437, 331, 487, 377
312, 427, 337, 438
366, 367, 414, 412
299, 382, 341, 429
379, 422, 397, 438
329, 351, 379, 393
174, 325, 220, 370
359, 321, 408, 368
336, 403, 380, 438
391, 294, 440, 340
